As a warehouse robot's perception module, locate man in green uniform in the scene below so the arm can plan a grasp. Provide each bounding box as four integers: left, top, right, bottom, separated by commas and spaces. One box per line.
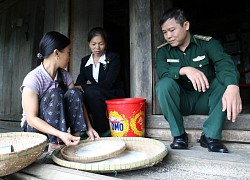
155, 8, 242, 153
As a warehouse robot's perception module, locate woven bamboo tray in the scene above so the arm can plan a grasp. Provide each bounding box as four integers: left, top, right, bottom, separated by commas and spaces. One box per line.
61, 139, 126, 163
52, 137, 168, 173
0, 132, 47, 177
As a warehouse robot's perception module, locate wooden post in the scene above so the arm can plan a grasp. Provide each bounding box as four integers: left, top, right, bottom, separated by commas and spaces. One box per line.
129, 0, 152, 113
151, 0, 173, 114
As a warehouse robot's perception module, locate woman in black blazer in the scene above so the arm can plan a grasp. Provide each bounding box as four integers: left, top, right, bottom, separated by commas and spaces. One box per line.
75, 27, 125, 138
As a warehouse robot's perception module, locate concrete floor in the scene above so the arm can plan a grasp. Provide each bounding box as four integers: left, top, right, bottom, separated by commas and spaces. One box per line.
3, 140, 249, 180
104, 141, 250, 180
1, 104, 250, 179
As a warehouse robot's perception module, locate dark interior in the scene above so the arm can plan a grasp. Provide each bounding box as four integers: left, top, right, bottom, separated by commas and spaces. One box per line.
104, 0, 130, 97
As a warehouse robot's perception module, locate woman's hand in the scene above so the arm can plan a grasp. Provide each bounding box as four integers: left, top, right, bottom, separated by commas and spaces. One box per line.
59, 132, 80, 146
86, 127, 100, 140
82, 103, 99, 140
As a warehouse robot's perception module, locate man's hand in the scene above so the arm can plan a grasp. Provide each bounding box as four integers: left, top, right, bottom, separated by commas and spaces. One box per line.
179, 67, 209, 92
222, 85, 242, 122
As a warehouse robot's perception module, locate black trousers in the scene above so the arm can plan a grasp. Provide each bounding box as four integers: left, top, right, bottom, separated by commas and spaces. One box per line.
24, 87, 87, 144
83, 86, 125, 133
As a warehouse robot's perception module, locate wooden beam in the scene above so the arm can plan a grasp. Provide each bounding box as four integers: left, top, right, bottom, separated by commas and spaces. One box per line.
129, 0, 152, 113
151, 0, 173, 114
8, 163, 120, 180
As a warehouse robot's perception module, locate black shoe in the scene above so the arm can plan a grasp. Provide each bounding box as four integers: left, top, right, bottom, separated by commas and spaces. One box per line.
170, 132, 188, 149
199, 133, 229, 153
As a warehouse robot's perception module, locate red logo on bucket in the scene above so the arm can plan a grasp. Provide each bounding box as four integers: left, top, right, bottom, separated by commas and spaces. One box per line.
131, 110, 145, 136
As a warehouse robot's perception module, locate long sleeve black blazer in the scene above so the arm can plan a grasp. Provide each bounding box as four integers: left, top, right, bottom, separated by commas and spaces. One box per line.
75, 52, 124, 96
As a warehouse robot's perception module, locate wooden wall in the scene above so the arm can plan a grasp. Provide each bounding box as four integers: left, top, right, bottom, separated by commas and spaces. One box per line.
34, 0, 104, 82
0, 0, 44, 121
43, 0, 70, 36
69, 0, 103, 81
0, 0, 103, 121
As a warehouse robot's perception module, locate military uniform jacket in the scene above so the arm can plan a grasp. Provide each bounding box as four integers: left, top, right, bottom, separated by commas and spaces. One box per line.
155, 34, 240, 90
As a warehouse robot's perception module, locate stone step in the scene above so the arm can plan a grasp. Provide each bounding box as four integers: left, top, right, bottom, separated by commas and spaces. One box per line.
146, 112, 250, 142
147, 113, 250, 131
147, 104, 250, 130
146, 128, 250, 143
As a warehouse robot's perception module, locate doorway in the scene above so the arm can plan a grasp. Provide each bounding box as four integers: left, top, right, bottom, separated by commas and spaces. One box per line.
103, 0, 130, 97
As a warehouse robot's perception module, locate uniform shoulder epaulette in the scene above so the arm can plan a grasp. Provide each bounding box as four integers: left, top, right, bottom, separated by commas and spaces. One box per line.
194, 34, 212, 41
157, 42, 168, 49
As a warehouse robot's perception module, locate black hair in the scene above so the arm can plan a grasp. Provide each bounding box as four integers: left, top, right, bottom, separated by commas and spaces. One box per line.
87, 27, 108, 45
37, 31, 70, 60
159, 8, 190, 27
37, 31, 70, 93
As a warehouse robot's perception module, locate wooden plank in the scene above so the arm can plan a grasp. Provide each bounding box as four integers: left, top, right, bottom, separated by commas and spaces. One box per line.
10, 0, 31, 118
151, 0, 173, 115
2, 4, 12, 116
3, 172, 42, 180
44, 0, 69, 35
0, 10, 5, 116
43, 0, 56, 32
0, 114, 21, 121
0, 0, 44, 121
129, 0, 152, 113
0, 120, 22, 133
69, 0, 103, 81
14, 163, 120, 180
30, 0, 45, 69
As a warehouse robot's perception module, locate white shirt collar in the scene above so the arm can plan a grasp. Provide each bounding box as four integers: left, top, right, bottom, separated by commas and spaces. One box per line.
85, 53, 106, 67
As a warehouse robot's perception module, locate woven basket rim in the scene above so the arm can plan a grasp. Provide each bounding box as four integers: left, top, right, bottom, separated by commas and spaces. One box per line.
60, 139, 126, 163
0, 132, 47, 177
52, 137, 168, 173
0, 132, 48, 161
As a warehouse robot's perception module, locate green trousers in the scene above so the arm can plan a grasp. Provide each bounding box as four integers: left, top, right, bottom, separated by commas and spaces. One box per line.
156, 77, 226, 139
